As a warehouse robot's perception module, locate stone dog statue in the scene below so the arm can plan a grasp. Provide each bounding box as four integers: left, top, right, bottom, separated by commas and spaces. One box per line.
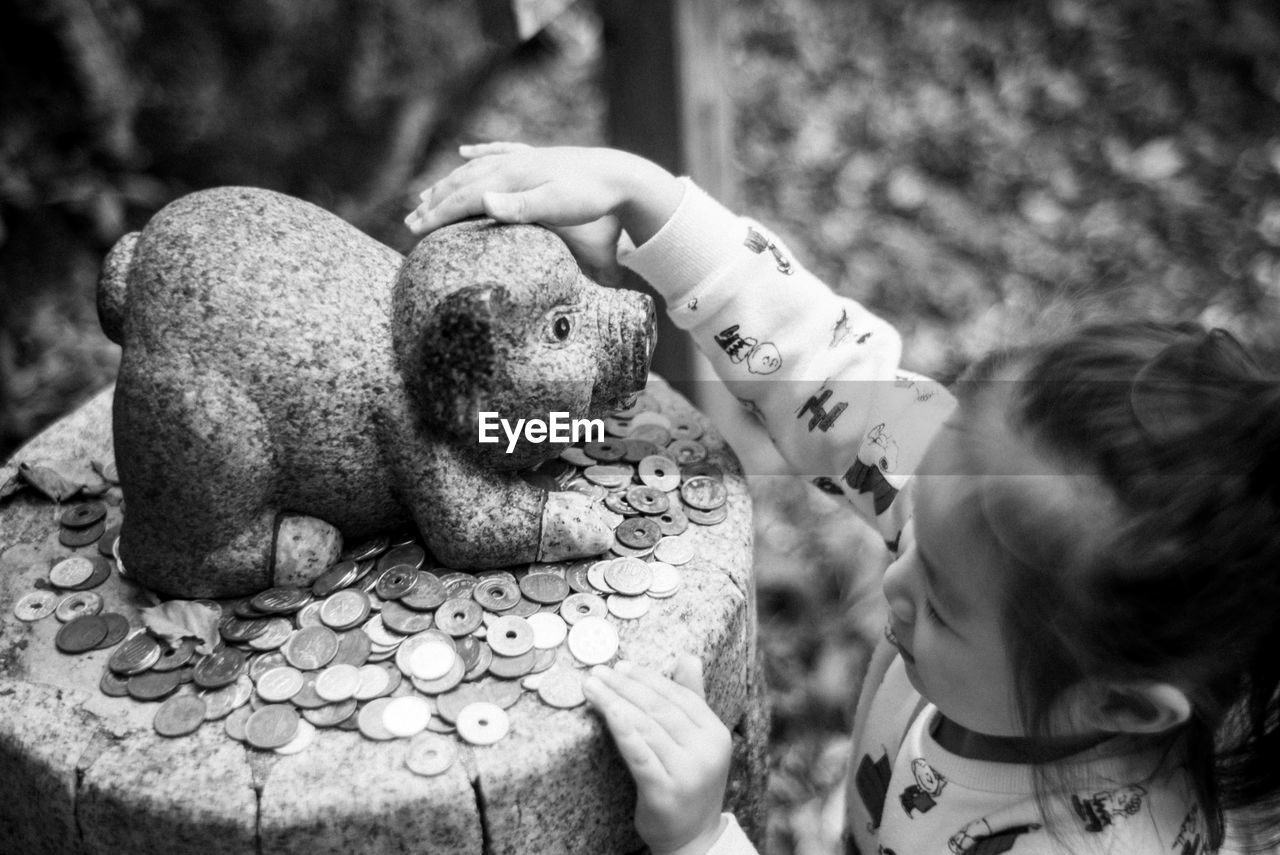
98, 187, 655, 598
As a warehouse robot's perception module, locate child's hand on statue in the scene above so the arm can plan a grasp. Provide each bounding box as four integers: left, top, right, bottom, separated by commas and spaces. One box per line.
405, 142, 683, 278
584, 656, 731, 855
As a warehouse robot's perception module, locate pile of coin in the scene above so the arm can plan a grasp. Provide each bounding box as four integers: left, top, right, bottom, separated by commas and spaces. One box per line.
13, 389, 730, 776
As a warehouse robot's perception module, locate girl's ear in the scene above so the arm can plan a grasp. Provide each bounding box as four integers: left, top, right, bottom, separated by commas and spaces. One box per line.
1077, 681, 1193, 735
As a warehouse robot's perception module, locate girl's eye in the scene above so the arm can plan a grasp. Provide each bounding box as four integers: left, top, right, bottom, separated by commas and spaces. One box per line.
552, 316, 572, 341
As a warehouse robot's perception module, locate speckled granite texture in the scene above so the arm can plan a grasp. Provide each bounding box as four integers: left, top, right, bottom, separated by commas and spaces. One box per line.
0, 381, 765, 855
98, 188, 654, 598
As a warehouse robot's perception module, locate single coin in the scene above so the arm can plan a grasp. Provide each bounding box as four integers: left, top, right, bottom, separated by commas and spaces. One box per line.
354, 663, 392, 700
314, 663, 361, 702
454, 635, 485, 671
503, 596, 541, 618
127, 669, 181, 701
566, 479, 607, 500
274, 719, 316, 755
486, 615, 535, 658
582, 464, 631, 489
341, 535, 390, 562
219, 614, 270, 643
608, 594, 651, 620
154, 694, 207, 737
362, 614, 406, 647
59, 519, 105, 547
330, 628, 374, 667
233, 598, 270, 619
647, 562, 683, 598
669, 417, 704, 441
653, 537, 695, 565
473, 576, 521, 612
303, 698, 358, 728
625, 485, 670, 515
375, 564, 419, 600
487, 648, 536, 679
564, 562, 595, 595
152, 638, 198, 671
603, 414, 633, 436
55, 614, 109, 653
537, 667, 587, 709
685, 504, 728, 526
666, 438, 708, 465
49, 556, 95, 588
605, 557, 653, 595
681, 461, 725, 483
456, 702, 510, 745
654, 507, 689, 536
462, 643, 493, 682
381, 600, 434, 635
406, 732, 457, 776
560, 592, 608, 625
680, 475, 727, 510
480, 677, 524, 710
100, 667, 130, 697
518, 572, 570, 605
193, 646, 248, 689
411, 653, 466, 695
249, 650, 288, 683
383, 695, 433, 738
310, 559, 361, 597
199, 675, 254, 720
245, 617, 293, 651
526, 612, 568, 649
67, 556, 112, 591
251, 587, 311, 614
584, 439, 627, 462
98, 524, 121, 557
615, 517, 661, 550
295, 600, 323, 629
434, 683, 487, 724
439, 572, 478, 597
604, 491, 639, 516
400, 571, 448, 610
637, 455, 681, 492
530, 646, 557, 674
408, 640, 457, 681
567, 616, 620, 666
245, 704, 300, 750
224, 705, 252, 742
109, 632, 163, 674
256, 666, 305, 703
55, 591, 103, 622
586, 561, 615, 594
13, 590, 59, 621
425, 715, 456, 734
60, 501, 107, 529
319, 588, 371, 631
356, 697, 397, 740
630, 424, 671, 447
283, 625, 339, 670
377, 543, 426, 573
434, 598, 483, 636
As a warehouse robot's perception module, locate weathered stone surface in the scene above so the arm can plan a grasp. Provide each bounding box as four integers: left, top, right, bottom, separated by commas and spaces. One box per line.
0, 380, 768, 855
99, 187, 655, 598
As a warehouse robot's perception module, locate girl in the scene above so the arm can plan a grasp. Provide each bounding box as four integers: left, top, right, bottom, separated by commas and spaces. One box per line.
406, 144, 1280, 855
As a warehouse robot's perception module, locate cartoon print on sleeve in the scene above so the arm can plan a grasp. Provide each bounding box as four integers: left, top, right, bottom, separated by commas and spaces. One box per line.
744, 226, 794, 274
899, 758, 947, 817
714, 324, 782, 375
686, 297, 698, 311
796, 384, 848, 432
854, 750, 893, 831
1172, 806, 1207, 855
842, 423, 901, 515
812, 476, 845, 496
831, 309, 851, 347
948, 819, 1043, 855
1070, 784, 1147, 833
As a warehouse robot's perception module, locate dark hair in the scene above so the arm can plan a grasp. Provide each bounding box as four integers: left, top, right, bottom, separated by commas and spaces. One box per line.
955, 321, 1280, 852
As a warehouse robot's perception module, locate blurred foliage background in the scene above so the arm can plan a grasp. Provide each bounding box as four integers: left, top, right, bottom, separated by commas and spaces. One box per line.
4, 1, 1280, 852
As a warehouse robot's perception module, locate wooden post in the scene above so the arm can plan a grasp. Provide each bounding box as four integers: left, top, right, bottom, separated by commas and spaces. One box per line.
597, 0, 733, 404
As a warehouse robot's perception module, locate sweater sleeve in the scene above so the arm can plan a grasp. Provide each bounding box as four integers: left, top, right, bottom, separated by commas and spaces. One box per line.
620, 179, 956, 548
702, 813, 760, 855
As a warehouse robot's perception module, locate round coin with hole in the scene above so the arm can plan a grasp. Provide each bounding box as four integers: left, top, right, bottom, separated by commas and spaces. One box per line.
584, 439, 627, 462
637, 455, 681, 491
59, 519, 105, 548
406, 732, 457, 776
615, 517, 661, 550
54, 591, 102, 622
60, 501, 107, 529
374, 565, 419, 600
456, 702, 509, 745
434, 598, 483, 636
560, 592, 607, 625
679, 475, 727, 510
152, 638, 198, 671
567, 616, 619, 666
666, 439, 708, 465
486, 615, 535, 658
473, 576, 521, 612
13, 590, 58, 622
624, 485, 669, 514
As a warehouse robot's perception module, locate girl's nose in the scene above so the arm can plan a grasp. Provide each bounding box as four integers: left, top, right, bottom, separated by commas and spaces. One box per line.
882, 556, 916, 625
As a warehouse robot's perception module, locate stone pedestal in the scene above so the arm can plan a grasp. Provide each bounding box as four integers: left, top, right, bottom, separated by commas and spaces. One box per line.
0, 377, 767, 855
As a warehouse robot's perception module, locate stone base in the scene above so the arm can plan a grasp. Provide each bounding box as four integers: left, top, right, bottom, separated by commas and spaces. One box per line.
0, 377, 768, 855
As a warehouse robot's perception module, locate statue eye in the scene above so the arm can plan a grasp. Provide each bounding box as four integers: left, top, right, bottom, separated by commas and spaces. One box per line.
553, 316, 572, 341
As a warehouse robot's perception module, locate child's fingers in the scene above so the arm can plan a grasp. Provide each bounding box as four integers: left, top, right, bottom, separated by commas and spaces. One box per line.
481, 184, 565, 224
459, 141, 530, 160
584, 675, 679, 787
592, 663, 703, 744
616, 658, 723, 733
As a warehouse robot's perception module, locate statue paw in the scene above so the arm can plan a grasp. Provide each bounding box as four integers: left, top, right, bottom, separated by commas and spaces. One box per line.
273, 514, 343, 588
537, 491, 611, 563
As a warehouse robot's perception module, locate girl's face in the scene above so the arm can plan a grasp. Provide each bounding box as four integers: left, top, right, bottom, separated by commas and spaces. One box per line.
882, 397, 1090, 738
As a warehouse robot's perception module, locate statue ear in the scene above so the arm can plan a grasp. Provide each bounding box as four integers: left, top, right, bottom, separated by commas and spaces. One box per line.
412, 284, 505, 435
